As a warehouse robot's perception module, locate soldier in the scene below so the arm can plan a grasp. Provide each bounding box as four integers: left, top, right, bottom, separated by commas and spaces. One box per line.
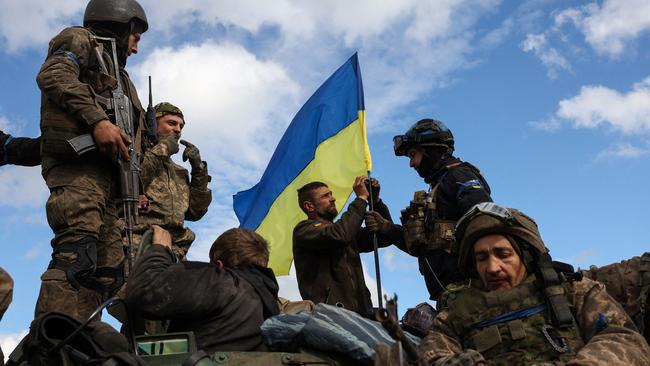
0, 267, 13, 365
35, 0, 148, 321
135, 102, 211, 260
0, 130, 41, 167
419, 202, 650, 366
126, 225, 280, 352
392, 118, 492, 301
293, 177, 400, 317
582, 253, 650, 343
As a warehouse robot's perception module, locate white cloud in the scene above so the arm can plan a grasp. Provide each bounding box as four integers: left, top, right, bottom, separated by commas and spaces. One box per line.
0, 0, 85, 52
520, 33, 571, 79
556, 75, 650, 134
130, 41, 301, 190
554, 0, 650, 57
596, 142, 649, 160
0, 167, 48, 208
1, 330, 28, 361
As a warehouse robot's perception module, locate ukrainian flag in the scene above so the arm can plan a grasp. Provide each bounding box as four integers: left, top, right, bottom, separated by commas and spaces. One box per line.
233, 53, 371, 275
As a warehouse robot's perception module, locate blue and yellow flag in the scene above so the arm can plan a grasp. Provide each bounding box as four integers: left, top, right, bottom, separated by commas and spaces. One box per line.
233, 53, 371, 275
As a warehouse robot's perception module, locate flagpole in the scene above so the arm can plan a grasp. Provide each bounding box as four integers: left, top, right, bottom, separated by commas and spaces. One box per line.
367, 171, 383, 310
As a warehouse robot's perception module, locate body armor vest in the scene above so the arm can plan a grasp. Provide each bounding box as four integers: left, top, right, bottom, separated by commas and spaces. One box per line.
443, 277, 584, 365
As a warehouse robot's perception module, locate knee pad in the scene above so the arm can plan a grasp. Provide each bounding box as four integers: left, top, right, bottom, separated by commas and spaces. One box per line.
48, 237, 98, 290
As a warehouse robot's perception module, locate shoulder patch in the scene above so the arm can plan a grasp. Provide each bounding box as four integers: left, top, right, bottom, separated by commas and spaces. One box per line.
456, 179, 483, 199
313, 223, 323, 228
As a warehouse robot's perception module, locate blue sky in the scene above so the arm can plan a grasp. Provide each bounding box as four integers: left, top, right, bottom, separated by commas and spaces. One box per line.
1, 0, 650, 355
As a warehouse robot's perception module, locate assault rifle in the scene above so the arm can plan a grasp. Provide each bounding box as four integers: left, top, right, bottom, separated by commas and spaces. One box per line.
66, 36, 140, 271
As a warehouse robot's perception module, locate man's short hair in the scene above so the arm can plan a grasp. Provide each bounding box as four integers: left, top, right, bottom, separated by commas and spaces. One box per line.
209, 228, 269, 268
297, 181, 328, 214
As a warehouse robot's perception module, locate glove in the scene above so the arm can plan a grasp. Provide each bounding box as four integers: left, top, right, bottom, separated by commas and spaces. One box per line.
404, 216, 427, 256
364, 211, 393, 234
180, 139, 203, 170
158, 134, 179, 156
433, 349, 486, 366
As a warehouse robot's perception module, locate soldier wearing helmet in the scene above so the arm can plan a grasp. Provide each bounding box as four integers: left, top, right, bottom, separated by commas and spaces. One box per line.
35, 0, 149, 321
390, 118, 492, 301
419, 203, 650, 366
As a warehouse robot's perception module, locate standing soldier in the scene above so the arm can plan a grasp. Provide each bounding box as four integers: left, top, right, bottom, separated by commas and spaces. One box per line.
35, 0, 148, 321
135, 102, 212, 260
392, 118, 492, 301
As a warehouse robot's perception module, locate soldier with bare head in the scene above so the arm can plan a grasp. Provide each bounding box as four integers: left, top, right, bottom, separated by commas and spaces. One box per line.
419, 202, 650, 366
35, 0, 148, 321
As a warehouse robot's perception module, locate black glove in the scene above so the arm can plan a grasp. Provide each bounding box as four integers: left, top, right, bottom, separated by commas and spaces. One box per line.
180, 139, 203, 170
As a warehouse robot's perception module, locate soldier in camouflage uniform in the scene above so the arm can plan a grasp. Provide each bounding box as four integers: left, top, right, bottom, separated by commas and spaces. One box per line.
0, 267, 13, 365
389, 118, 492, 301
0, 130, 41, 167
582, 253, 650, 343
134, 102, 211, 260
35, 0, 148, 321
419, 202, 650, 366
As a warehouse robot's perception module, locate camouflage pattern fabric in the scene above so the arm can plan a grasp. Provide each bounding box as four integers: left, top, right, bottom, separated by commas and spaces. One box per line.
420, 277, 650, 366
135, 138, 211, 259
35, 26, 144, 321
433, 349, 484, 366
1, 268, 13, 365
582, 252, 650, 342
278, 297, 315, 314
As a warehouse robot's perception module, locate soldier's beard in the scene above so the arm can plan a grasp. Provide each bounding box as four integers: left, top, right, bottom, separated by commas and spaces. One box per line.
318, 206, 338, 222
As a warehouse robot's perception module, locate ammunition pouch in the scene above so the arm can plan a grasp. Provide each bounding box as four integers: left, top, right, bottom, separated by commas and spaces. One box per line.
401, 190, 456, 256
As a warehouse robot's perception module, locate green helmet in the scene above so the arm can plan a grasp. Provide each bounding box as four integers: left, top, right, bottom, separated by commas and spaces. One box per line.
455, 202, 547, 277
155, 102, 184, 119
83, 0, 148, 33
393, 118, 454, 157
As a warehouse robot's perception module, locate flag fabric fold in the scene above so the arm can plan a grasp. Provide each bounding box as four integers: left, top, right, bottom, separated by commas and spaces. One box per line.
233, 53, 371, 275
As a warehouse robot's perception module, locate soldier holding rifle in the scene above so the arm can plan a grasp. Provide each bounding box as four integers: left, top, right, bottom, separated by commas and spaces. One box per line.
35, 0, 149, 321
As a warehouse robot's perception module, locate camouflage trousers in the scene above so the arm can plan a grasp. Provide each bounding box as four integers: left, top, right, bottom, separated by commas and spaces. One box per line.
36, 160, 125, 322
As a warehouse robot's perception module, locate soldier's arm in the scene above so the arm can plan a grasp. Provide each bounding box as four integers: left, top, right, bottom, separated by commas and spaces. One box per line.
126, 244, 232, 319
568, 279, 650, 365
419, 309, 465, 365
36, 28, 108, 127
357, 200, 408, 253
446, 167, 492, 214
1, 133, 41, 167
0, 267, 13, 320
185, 162, 211, 221
293, 198, 367, 252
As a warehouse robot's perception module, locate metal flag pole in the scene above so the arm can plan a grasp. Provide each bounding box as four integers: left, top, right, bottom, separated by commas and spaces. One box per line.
367, 171, 383, 310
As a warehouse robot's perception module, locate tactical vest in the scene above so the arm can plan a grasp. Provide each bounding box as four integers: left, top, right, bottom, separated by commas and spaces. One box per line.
40, 27, 144, 160
403, 162, 465, 253
443, 277, 584, 365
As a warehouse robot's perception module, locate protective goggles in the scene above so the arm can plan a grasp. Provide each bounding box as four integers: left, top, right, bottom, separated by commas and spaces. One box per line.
455, 202, 516, 240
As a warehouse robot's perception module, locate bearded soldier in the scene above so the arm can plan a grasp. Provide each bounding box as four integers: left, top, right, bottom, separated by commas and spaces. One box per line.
419, 202, 650, 366
391, 118, 492, 301
134, 102, 211, 260
35, 0, 148, 321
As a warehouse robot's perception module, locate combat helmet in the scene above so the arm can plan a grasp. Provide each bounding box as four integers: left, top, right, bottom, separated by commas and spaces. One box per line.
393, 118, 454, 157
83, 0, 149, 33
454, 202, 547, 277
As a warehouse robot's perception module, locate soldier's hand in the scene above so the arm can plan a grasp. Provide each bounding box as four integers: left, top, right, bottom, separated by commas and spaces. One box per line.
353, 176, 370, 201
151, 225, 172, 249
405, 216, 427, 256
180, 139, 203, 170
158, 134, 179, 156
367, 178, 380, 204
365, 211, 393, 234
93, 119, 131, 160
138, 194, 151, 213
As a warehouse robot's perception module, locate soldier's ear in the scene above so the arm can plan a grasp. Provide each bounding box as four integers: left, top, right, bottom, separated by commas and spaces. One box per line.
214, 259, 224, 269
302, 201, 314, 213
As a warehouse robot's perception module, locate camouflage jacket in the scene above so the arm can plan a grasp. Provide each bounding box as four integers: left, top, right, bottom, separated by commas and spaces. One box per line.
293, 198, 395, 316
420, 277, 650, 365
136, 140, 211, 252
37, 27, 144, 170
0, 267, 12, 320
582, 252, 650, 342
